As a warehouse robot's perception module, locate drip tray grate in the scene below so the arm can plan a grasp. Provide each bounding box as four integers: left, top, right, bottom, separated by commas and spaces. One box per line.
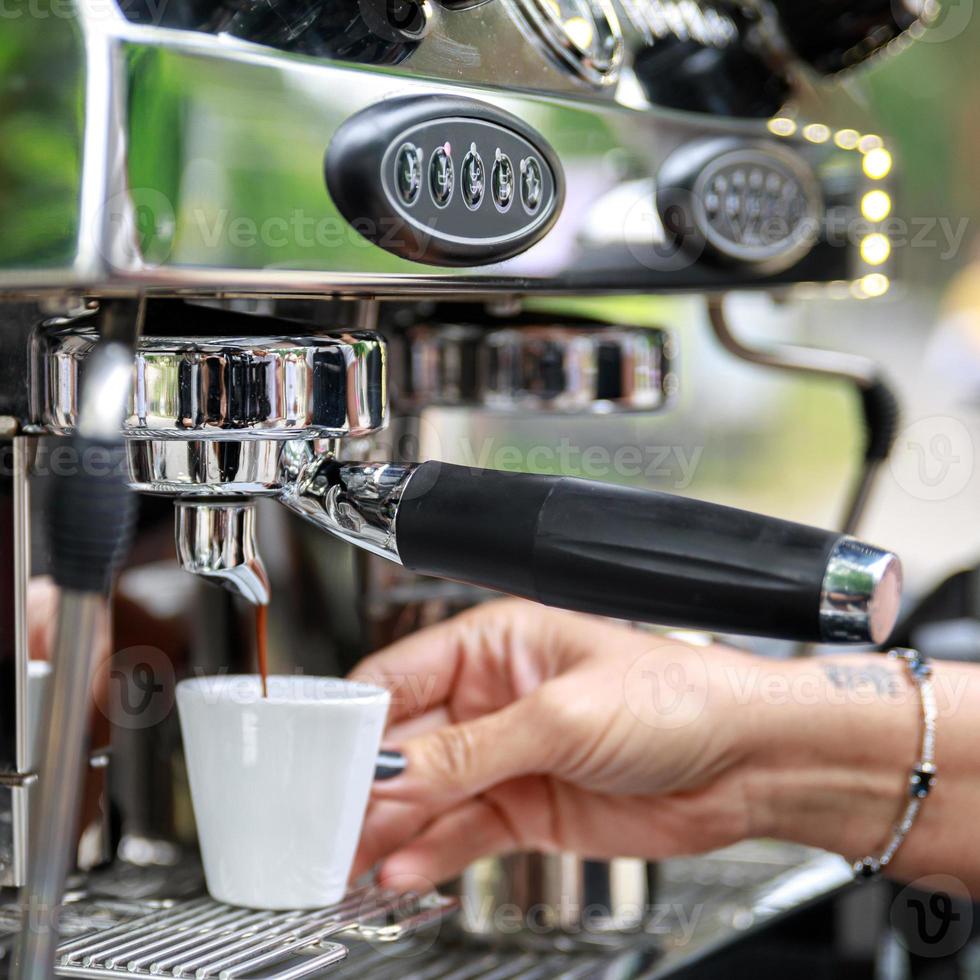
55, 888, 458, 980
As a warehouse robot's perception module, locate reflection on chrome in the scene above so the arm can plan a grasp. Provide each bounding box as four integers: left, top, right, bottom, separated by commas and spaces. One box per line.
819, 536, 903, 645
174, 500, 270, 606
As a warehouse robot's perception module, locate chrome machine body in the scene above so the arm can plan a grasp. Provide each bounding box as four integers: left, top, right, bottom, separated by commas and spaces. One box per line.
0, 0, 926, 976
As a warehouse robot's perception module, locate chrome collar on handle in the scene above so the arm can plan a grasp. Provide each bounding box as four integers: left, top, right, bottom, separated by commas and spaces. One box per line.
819, 536, 903, 645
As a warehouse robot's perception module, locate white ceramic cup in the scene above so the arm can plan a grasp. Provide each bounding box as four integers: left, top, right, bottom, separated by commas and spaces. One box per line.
176, 674, 390, 910
27, 660, 52, 770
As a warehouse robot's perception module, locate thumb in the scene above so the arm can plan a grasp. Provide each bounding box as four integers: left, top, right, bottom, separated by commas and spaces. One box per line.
372, 694, 557, 813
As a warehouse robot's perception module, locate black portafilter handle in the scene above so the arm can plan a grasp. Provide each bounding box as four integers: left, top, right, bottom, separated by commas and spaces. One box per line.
394, 462, 902, 644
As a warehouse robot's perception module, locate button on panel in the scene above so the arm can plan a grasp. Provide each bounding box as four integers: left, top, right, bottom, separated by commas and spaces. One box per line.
521, 156, 543, 215
460, 144, 485, 210
325, 96, 564, 267
429, 145, 455, 208
394, 143, 423, 207
491, 152, 515, 212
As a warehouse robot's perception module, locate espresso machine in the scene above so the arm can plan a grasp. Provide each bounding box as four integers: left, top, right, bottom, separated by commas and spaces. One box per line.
0, 0, 927, 974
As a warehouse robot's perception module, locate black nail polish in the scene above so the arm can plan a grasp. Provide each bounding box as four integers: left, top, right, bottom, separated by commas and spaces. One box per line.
374, 750, 406, 781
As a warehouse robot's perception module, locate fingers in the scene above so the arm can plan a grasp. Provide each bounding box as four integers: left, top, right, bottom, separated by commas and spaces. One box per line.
386, 706, 452, 745
349, 599, 542, 725
350, 797, 427, 880
349, 610, 479, 724
375, 797, 522, 892
366, 782, 750, 892
372, 694, 558, 819
350, 599, 610, 726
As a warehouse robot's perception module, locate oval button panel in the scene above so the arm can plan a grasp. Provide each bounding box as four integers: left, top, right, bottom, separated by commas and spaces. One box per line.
325, 96, 564, 267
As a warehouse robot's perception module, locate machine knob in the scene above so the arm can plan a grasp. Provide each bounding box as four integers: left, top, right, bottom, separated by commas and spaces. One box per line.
634, 36, 789, 119
209, 0, 430, 62
657, 138, 822, 274
770, 0, 932, 74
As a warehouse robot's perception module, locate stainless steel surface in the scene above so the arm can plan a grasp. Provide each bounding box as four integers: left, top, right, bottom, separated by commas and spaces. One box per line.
11, 440, 31, 881
174, 500, 270, 606
37, 329, 389, 442
77, 343, 138, 442
0, 439, 33, 888
819, 536, 903, 645
504, 0, 625, 87
399, 322, 674, 413
0, 4, 907, 972
128, 439, 288, 496
450, 839, 853, 954
612, 0, 741, 49
483, 326, 673, 413
0, 841, 852, 979
13, 591, 108, 979
53, 887, 458, 979
36, 325, 389, 496
279, 457, 418, 562
454, 853, 654, 945
0, 7, 870, 296
397, 324, 486, 409
645, 843, 855, 977
0, 448, 117, 889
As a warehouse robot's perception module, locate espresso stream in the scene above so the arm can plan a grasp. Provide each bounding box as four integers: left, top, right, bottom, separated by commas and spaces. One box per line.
256, 604, 269, 699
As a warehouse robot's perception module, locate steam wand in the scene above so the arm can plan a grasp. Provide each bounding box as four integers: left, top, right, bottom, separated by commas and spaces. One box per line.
706, 296, 900, 537
13, 301, 140, 979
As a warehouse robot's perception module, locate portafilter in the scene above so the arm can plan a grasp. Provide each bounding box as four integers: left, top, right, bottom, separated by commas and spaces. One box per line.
35, 320, 901, 644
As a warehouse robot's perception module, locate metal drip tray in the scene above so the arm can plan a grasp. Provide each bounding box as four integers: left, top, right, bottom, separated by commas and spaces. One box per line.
54, 889, 458, 980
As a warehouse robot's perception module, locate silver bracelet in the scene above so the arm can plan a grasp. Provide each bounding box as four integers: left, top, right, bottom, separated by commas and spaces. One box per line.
853, 648, 937, 879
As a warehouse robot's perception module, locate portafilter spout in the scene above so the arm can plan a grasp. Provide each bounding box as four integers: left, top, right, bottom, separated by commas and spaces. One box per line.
174, 500, 270, 606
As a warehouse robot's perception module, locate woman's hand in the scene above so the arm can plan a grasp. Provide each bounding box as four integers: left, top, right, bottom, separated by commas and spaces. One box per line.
351, 599, 980, 897
349, 599, 773, 891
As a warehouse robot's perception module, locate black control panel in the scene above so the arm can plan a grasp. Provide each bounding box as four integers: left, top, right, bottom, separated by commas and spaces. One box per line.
657, 139, 822, 273
325, 97, 564, 266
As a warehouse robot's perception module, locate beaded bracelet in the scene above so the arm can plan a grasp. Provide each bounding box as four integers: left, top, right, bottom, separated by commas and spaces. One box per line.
853, 648, 937, 879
